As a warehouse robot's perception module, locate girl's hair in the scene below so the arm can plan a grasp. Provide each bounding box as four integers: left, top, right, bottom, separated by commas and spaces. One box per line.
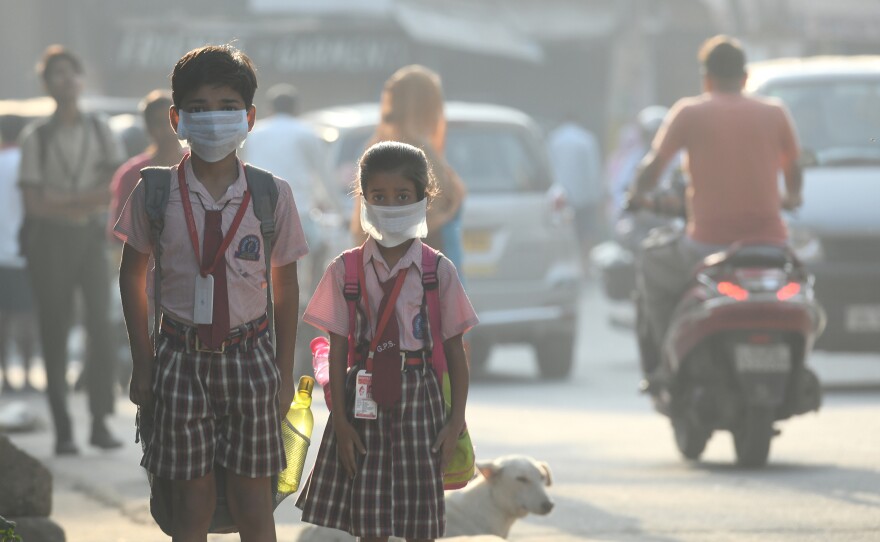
375, 65, 444, 144
357, 141, 438, 202
171, 44, 258, 109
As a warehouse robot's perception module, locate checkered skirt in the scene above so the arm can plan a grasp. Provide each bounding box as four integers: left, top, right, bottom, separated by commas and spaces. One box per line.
141, 333, 285, 480
296, 365, 446, 539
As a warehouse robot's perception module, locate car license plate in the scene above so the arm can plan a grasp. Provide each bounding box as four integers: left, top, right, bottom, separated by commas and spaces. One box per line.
845, 305, 880, 333
734, 344, 792, 373
463, 230, 492, 253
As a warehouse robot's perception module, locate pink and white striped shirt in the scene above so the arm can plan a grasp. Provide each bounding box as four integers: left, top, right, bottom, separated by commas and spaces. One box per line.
304, 238, 478, 351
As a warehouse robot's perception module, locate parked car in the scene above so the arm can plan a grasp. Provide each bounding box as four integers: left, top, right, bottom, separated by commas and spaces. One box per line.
303, 102, 584, 378
747, 56, 880, 352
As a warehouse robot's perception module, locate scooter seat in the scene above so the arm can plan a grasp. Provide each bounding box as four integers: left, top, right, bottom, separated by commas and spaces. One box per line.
703, 244, 791, 269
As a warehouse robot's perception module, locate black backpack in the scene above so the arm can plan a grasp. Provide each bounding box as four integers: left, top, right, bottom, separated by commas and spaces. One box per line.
137, 163, 279, 535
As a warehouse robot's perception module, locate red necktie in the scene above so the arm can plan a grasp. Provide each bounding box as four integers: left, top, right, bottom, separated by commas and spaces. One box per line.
371, 275, 402, 407
198, 210, 230, 350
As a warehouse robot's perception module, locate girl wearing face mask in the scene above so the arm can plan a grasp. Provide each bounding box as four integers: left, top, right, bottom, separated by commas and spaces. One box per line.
297, 141, 478, 542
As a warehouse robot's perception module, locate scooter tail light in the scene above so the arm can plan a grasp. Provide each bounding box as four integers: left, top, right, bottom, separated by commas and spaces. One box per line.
717, 281, 749, 301
776, 282, 801, 301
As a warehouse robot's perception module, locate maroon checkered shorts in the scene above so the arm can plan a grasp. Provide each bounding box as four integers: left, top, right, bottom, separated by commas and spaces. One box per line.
297, 364, 446, 539
141, 329, 285, 480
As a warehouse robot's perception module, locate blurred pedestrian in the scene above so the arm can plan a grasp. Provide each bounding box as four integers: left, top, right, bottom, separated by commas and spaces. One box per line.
605, 106, 668, 223
107, 89, 183, 244
547, 115, 603, 255
0, 114, 38, 393
116, 44, 307, 540
244, 83, 334, 293
350, 65, 467, 270
18, 45, 126, 454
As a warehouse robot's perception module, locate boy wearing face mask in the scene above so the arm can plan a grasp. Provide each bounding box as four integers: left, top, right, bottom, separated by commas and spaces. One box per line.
114, 44, 308, 540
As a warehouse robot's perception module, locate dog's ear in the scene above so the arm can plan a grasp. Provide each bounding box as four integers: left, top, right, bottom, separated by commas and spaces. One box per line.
539, 461, 553, 487
476, 460, 503, 481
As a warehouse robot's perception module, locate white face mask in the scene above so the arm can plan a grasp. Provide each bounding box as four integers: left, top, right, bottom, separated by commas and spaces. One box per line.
361, 198, 428, 248
176, 110, 249, 163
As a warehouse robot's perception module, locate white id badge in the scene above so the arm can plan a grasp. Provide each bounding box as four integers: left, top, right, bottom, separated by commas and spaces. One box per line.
193, 274, 214, 324
353, 370, 378, 420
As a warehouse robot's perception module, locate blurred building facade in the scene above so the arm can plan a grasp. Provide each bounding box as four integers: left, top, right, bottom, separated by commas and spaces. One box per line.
1, 0, 877, 149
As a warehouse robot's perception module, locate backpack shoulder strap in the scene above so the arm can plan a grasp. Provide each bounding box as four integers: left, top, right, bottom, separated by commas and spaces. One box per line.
342, 246, 363, 368
421, 244, 447, 374
243, 163, 279, 245
35, 117, 56, 179
140, 166, 173, 355
243, 164, 279, 347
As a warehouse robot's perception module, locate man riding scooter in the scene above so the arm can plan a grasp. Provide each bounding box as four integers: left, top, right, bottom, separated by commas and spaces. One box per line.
627, 35, 804, 390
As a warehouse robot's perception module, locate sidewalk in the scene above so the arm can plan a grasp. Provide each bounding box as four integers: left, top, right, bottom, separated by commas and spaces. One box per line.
0, 390, 310, 541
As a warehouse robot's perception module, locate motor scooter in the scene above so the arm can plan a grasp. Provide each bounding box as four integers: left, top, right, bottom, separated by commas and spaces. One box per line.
637, 237, 826, 467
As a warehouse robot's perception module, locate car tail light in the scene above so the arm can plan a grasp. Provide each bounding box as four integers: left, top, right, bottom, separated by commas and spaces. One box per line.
776, 282, 801, 301
718, 281, 749, 301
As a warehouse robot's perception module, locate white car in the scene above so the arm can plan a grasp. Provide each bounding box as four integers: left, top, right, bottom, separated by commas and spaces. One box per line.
748, 55, 880, 352
304, 102, 584, 379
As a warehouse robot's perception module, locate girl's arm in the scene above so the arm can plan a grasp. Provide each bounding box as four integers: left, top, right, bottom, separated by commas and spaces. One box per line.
329, 331, 364, 478
118, 243, 152, 406
433, 333, 469, 469
272, 261, 299, 420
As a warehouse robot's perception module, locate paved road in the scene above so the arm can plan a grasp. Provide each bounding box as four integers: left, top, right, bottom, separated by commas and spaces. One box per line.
2, 284, 879, 541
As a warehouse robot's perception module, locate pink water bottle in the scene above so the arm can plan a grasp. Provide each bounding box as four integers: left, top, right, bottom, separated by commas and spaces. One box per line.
310, 336, 332, 410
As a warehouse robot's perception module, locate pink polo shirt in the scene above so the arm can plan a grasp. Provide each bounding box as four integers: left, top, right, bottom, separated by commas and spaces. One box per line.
114, 158, 308, 327
304, 238, 478, 351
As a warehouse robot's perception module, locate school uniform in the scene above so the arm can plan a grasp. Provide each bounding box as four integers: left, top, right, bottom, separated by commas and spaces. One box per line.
297, 238, 478, 539
114, 157, 308, 480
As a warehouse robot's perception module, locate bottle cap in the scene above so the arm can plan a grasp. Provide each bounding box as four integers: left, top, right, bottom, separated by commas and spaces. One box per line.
298, 375, 315, 395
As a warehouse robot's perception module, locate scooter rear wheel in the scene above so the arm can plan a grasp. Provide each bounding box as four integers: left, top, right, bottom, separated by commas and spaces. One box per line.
672, 416, 712, 461
733, 406, 774, 468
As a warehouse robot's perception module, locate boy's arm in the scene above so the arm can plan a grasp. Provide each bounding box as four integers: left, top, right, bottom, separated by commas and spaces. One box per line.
119, 243, 153, 406
272, 260, 299, 418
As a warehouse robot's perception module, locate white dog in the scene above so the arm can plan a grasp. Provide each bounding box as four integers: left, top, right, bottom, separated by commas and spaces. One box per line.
296, 455, 553, 541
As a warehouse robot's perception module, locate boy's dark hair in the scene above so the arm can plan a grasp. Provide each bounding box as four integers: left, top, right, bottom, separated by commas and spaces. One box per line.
267, 83, 298, 115
140, 89, 173, 130
171, 45, 258, 109
37, 45, 83, 83
357, 141, 439, 202
699, 35, 747, 80
0, 114, 26, 145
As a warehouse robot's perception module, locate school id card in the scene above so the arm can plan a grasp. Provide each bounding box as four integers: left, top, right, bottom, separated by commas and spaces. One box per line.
354, 370, 378, 420
193, 274, 214, 324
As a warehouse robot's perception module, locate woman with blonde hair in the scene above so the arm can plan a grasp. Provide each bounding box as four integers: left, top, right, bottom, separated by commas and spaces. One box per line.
351, 65, 467, 265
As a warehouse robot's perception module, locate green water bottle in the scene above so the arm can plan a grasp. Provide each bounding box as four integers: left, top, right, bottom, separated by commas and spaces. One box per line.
277, 376, 314, 495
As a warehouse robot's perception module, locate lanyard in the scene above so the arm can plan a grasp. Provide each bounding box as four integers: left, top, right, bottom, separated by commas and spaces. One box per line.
177, 154, 252, 277
365, 265, 408, 373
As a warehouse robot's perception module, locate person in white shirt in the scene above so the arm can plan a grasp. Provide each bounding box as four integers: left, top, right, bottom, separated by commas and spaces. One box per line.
547, 116, 603, 255
0, 114, 38, 393
243, 83, 333, 292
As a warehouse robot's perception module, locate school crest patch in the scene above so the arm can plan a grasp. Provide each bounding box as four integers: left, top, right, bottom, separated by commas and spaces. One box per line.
234, 235, 261, 261
412, 312, 426, 340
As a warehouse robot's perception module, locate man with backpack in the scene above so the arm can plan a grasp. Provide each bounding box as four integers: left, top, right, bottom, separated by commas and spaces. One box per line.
18, 45, 126, 455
